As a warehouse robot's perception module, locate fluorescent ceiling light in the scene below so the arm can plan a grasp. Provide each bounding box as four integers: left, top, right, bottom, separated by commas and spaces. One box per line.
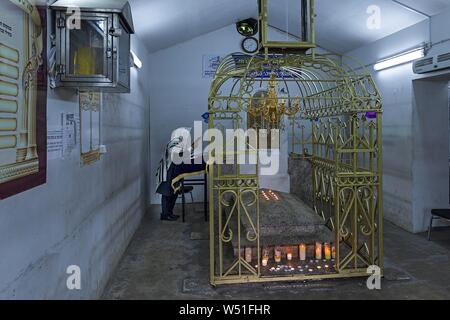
374, 48, 424, 71
130, 50, 143, 69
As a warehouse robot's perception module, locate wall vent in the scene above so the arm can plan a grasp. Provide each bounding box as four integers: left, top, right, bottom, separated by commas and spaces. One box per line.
437, 52, 450, 63
413, 52, 450, 74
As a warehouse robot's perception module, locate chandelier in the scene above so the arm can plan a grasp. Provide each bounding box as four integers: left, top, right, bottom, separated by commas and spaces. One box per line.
248, 74, 300, 129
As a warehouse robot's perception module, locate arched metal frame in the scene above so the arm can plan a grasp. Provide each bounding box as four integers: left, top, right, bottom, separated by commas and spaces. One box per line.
208, 53, 383, 285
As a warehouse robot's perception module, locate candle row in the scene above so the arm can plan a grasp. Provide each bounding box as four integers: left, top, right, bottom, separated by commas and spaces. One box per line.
241, 242, 336, 266
260, 190, 280, 201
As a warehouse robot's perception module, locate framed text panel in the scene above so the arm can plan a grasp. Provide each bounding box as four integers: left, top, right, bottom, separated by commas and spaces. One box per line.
0, 1, 47, 199
79, 91, 101, 166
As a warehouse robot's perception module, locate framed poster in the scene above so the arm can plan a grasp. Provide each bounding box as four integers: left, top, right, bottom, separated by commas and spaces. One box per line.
79, 91, 101, 166
0, 1, 47, 199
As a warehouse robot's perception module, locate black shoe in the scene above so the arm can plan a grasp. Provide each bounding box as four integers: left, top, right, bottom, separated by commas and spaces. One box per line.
161, 215, 178, 221
160, 212, 179, 219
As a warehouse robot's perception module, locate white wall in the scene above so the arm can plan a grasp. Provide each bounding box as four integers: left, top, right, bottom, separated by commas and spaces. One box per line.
0, 21, 151, 298
348, 8, 450, 233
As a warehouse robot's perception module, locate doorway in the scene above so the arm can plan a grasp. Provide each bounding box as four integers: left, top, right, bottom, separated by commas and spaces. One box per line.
412, 76, 450, 232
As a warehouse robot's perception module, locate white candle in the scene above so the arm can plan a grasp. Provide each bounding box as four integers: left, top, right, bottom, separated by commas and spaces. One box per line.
324, 242, 332, 260
287, 253, 293, 261
299, 243, 306, 261
315, 242, 323, 260
245, 247, 252, 263
262, 248, 270, 267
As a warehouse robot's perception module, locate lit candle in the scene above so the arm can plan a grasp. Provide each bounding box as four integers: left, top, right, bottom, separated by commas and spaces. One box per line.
315, 242, 323, 260
245, 247, 252, 263
274, 246, 282, 263
262, 248, 269, 267
287, 247, 293, 261
324, 242, 332, 260
299, 243, 306, 261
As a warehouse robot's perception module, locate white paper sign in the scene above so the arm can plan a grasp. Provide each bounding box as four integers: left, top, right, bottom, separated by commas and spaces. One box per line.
47, 126, 63, 160
62, 112, 79, 159
47, 112, 80, 161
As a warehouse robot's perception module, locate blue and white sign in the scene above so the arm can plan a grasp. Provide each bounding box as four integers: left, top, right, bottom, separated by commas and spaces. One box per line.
202, 55, 224, 78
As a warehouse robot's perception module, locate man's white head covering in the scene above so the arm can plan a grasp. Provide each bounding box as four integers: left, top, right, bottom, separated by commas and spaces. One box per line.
168, 127, 193, 165
170, 127, 192, 149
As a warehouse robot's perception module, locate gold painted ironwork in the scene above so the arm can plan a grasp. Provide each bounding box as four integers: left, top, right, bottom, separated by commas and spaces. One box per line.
207, 0, 382, 286
259, 0, 316, 55
208, 52, 383, 286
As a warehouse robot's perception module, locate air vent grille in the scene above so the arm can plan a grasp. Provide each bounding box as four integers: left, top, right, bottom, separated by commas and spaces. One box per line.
415, 57, 433, 68
437, 53, 450, 63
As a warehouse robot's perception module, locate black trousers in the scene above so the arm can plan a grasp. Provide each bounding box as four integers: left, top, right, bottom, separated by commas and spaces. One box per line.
161, 191, 178, 217
156, 162, 206, 217
156, 180, 178, 217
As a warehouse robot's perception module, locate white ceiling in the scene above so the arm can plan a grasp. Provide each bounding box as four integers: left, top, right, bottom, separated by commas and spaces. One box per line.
130, 0, 450, 54
129, 0, 256, 52
313, 0, 450, 53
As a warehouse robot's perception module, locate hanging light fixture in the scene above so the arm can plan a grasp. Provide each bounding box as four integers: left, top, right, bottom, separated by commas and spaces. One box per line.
248, 74, 299, 128
374, 47, 424, 71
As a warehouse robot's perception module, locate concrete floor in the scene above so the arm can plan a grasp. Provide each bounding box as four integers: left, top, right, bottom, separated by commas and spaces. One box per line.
102, 204, 450, 300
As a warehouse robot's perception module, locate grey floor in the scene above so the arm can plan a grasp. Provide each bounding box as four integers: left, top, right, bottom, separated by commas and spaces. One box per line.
102, 204, 450, 300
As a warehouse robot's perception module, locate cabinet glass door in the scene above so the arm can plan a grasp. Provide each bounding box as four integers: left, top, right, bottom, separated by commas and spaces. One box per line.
64, 14, 112, 82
